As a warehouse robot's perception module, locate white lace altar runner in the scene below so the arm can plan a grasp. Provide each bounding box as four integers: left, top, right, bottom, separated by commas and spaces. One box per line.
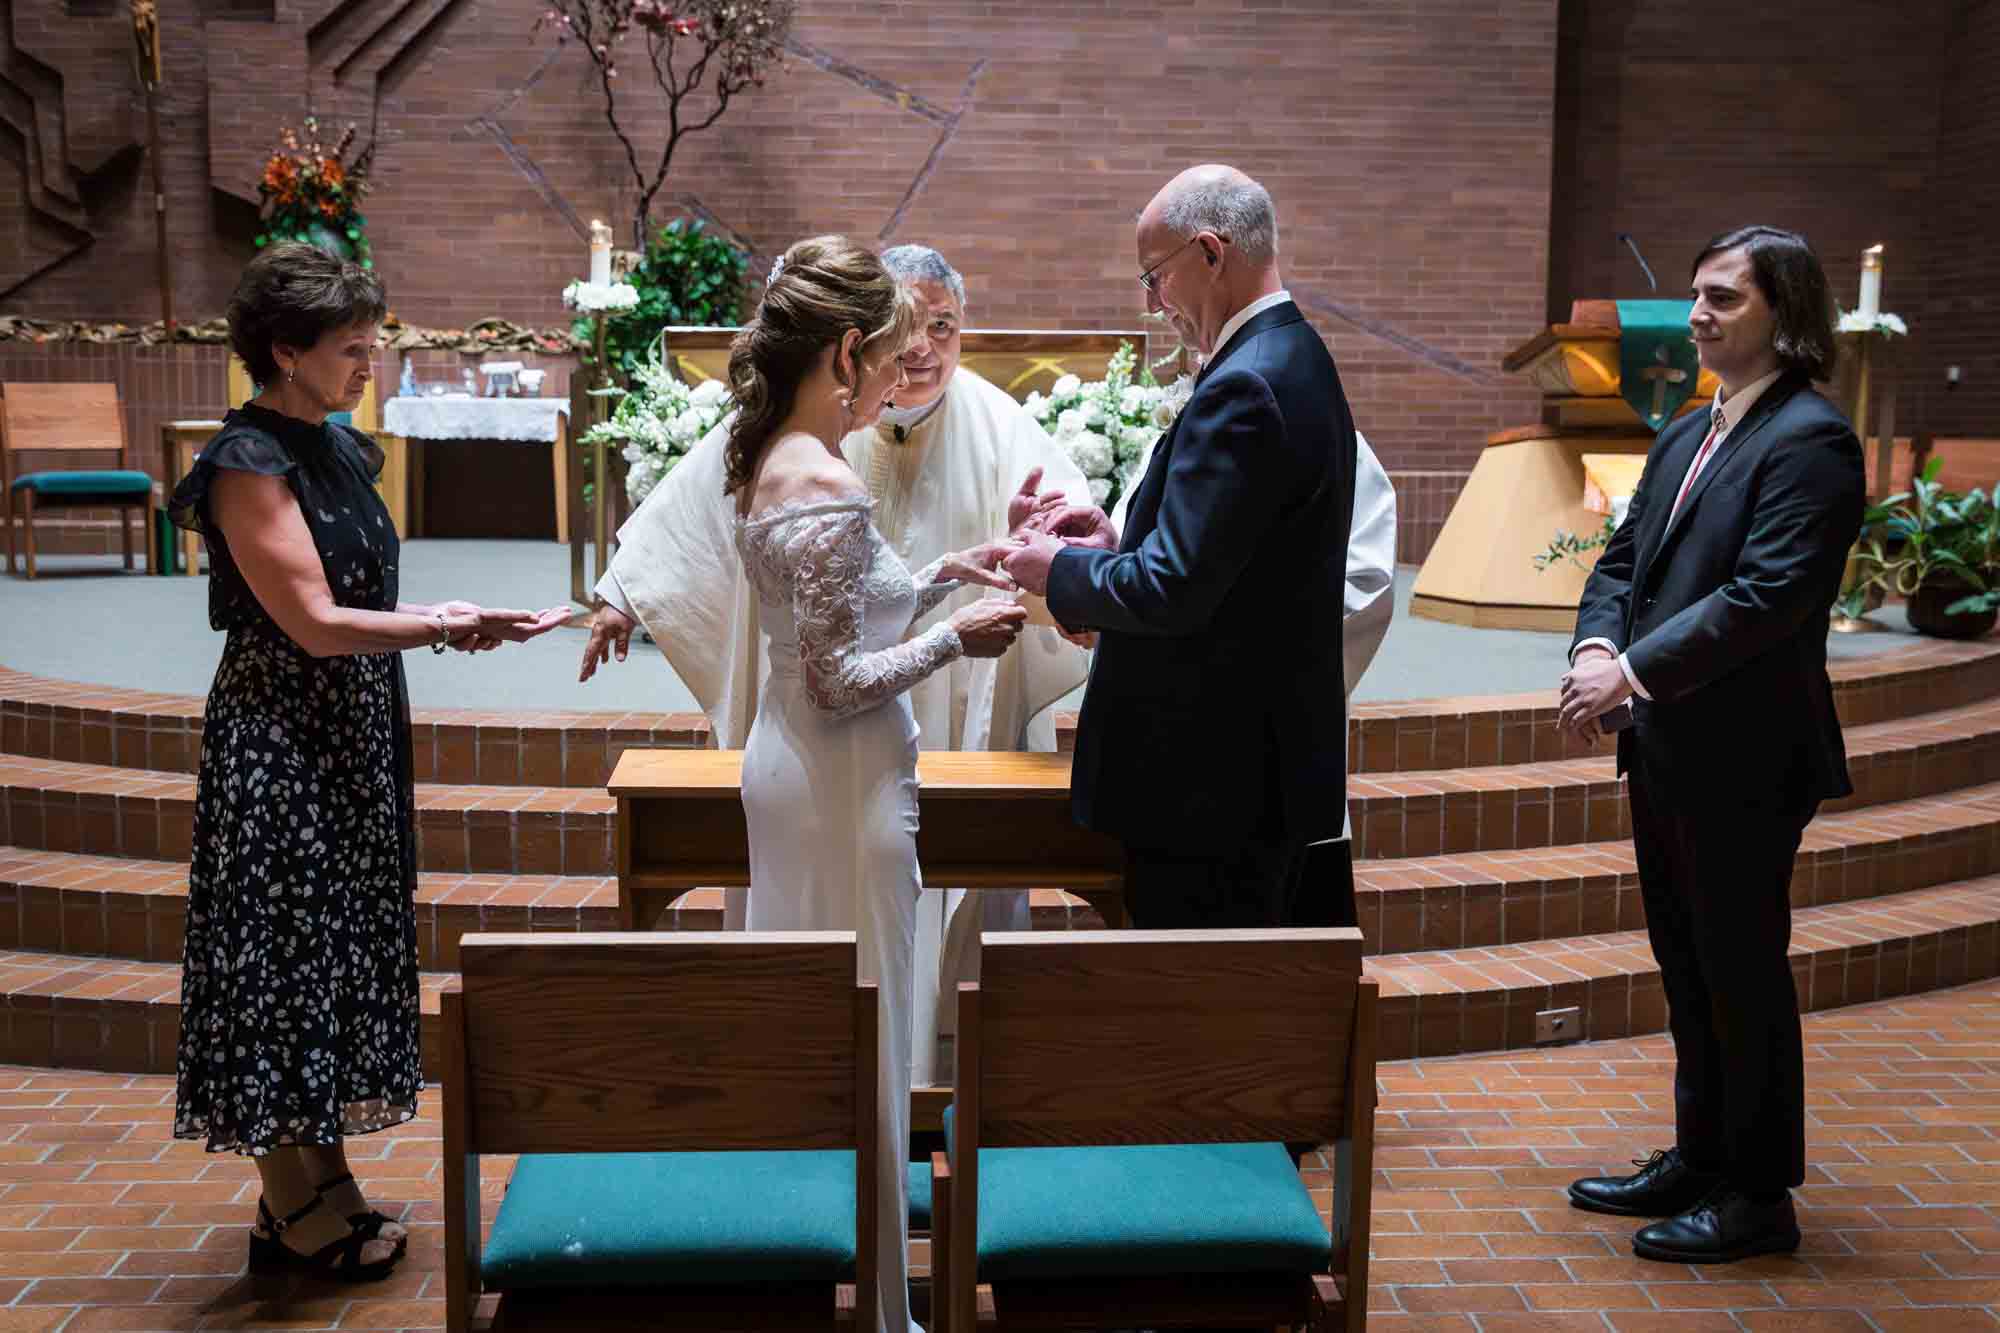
382, 396, 567, 443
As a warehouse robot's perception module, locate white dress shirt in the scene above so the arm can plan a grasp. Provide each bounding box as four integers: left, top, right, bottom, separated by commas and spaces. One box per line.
1574, 366, 1785, 700
1207, 289, 1293, 364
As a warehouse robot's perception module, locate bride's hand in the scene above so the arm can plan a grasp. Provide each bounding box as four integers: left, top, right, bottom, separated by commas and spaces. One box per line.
1006, 466, 1067, 538
941, 540, 1021, 591
949, 598, 1028, 658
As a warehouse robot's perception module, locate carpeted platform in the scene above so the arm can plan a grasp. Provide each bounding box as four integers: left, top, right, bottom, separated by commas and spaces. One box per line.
0, 542, 1922, 713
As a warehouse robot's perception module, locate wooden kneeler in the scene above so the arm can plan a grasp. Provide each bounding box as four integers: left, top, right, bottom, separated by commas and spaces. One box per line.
443, 932, 880, 1332
931, 929, 1377, 1332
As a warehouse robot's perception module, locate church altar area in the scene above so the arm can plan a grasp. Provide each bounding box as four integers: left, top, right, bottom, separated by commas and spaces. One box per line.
0, 542, 1922, 714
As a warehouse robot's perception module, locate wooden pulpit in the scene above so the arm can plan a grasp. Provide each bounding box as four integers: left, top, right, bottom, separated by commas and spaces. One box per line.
1410, 300, 1719, 631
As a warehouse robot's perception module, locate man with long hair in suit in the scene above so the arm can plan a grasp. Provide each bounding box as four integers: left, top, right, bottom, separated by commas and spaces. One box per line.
1558, 226, 1864, 1263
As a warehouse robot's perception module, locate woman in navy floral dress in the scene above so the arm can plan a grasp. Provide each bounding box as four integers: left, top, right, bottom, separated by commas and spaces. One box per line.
169, 243, 566, 1281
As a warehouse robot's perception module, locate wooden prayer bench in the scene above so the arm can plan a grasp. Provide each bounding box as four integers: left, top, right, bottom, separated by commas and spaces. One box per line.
1, 382, 153, 578
608, 748, 1127, 1134
931, 929, 1377, 1333
609, 749, 1126, 933
443, 931, 881, 1332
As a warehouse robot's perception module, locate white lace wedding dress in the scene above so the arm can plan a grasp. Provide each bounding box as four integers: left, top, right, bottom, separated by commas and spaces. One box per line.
734, 494, 964, 1333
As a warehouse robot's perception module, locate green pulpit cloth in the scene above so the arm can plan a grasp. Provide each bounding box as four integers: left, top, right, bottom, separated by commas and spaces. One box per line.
1616, 299, 1698, 431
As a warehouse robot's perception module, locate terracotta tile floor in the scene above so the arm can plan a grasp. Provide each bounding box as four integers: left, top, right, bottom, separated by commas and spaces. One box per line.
1, 981, 1997, 1331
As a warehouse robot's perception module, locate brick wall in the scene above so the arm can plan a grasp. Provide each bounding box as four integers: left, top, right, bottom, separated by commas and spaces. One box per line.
1923, 0, 2000, 442
1546, 0, 1996, 447
3, 0, 1558, 482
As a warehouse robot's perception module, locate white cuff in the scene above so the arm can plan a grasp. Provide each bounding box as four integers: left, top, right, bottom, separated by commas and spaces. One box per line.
1571, 637, 1619, 664
1617, 652, 1651, 701
595, 568, 636, 619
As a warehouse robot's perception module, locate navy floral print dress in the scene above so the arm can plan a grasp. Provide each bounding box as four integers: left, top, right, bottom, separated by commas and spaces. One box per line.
167, 402, 420, 1155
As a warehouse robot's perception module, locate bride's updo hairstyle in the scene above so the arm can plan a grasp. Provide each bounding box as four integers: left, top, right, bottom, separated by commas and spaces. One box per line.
723, 234, 919, 495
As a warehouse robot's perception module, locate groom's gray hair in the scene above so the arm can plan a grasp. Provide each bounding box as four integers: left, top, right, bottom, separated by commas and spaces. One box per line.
1159, 170, 1279, 265
881, 244, 967, 311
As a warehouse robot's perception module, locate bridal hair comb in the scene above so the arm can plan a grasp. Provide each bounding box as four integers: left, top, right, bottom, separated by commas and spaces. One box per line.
766, 254, 787, 286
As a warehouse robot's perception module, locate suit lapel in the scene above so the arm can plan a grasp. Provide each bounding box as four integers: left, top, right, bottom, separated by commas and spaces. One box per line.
1648, 373, 1803, 568
1121, 415, 1181, 550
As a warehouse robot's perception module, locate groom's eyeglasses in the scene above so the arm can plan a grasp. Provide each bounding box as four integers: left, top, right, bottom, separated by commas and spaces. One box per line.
1137, 236, 1203, 292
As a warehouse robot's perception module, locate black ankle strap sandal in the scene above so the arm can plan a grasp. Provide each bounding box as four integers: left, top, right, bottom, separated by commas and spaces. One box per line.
247, 1193, 400, 1283
314, 1170, 407, 1251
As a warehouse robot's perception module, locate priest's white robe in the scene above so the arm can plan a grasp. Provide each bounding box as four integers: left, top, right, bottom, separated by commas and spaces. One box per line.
599, 367, 1092, 1084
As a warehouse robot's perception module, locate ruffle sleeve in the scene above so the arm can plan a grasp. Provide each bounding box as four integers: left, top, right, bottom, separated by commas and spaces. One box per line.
330, 423, 387, 482
167, 427, 297, 536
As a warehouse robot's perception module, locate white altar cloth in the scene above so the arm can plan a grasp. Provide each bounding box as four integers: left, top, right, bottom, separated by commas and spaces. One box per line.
383, 396, 568, 443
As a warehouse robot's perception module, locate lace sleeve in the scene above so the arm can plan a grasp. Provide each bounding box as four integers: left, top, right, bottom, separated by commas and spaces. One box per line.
791, 511, 964, 720
910, 556, 962, 620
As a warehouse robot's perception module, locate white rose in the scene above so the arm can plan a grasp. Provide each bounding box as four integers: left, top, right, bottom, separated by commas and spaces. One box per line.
690, 378, 729, 407
1150, 400, 1177, 429
673, 409, 704, 440
1051, 373, 1082, 399
1068, 429, 1114, 478
1022, 390, 1046, 417
1056, 407, 1086, 440
1119, 385, 1147, 416
1081, 400, 1108, 428
1088, 477, 1112, 505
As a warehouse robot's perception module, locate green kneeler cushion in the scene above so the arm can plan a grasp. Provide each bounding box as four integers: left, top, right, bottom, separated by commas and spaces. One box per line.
481, 1153, 940, 1289
942, 1109, 1331, 1279
11, 470, 153, 500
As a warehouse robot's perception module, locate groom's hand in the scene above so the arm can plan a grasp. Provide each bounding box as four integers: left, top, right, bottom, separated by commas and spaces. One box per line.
579, 603, 636, 683
1029, 503, 1118, 552
1002, 531, 1066, 598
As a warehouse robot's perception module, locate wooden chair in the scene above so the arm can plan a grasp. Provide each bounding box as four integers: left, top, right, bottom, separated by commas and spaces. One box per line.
443, 931, 880, 1332
2, 382, 153, 578
932, 928, 1377, 1333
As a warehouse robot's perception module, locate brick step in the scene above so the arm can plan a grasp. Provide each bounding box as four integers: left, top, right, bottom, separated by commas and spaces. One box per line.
11, 875, 1999, 1077
1366, 876, 2000, 1062
8, 640, 1998, 786
1355, 779, 2000, 953
0, 845, 1097, 969
1346, 693, 2000, 858
7, 694, 2000, 869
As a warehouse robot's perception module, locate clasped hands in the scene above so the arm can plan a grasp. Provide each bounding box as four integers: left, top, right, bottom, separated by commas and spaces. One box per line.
1557, 646, 1632, 745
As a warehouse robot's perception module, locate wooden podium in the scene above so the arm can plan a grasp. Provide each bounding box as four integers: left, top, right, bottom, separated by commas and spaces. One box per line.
1410, 301, 1719, 631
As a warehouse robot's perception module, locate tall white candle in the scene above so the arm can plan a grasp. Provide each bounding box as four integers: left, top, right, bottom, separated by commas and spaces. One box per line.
1857, 244, 1884, 322
589, 218, 613, 287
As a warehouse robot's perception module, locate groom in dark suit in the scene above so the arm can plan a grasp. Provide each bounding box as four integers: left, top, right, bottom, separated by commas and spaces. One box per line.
1558, 225, 1863, 1263
1005, 164, 1358, 931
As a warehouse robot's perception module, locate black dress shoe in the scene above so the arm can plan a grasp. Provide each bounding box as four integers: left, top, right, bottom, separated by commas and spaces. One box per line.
1633, 1188, 1801, 1264
1568, 1147, 1724, 1217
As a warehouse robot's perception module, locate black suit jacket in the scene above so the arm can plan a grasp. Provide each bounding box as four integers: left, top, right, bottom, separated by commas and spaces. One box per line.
1571, 370, 1865, 814
1047, 300, 1357, 852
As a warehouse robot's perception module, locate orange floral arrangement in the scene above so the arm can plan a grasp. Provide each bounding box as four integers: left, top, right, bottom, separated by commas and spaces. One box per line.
254, 117, 375, 268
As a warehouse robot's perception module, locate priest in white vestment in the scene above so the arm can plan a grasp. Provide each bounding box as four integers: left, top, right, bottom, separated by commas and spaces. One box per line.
582, 245, 1094, 1084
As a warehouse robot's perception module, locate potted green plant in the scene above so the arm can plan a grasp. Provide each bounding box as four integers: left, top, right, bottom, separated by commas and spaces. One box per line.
1838, 458, 1999, 639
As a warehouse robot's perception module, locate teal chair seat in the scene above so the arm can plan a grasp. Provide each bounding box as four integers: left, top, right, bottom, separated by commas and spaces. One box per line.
957, 1135, 1330, 1280
482, 1152, 940, 1290
11, 469, 153, 499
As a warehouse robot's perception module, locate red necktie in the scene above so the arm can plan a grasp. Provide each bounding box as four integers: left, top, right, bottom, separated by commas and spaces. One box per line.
1666, 402, 1730, 526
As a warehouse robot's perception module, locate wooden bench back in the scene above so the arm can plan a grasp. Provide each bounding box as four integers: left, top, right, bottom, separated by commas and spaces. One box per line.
452, 931, 873, 1154
962, 928, 1369, 1149
0, 382, 127, 470
656, 326, 1166, 403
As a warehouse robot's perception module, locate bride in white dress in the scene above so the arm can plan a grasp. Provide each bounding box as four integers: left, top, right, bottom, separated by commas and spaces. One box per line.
726, 236, 1028, 1333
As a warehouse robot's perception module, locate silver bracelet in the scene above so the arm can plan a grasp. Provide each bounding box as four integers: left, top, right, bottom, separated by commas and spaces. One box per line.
431, 611, 450, 654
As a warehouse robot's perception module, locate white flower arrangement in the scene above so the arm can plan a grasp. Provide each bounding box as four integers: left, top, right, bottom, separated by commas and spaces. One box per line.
562, 279, 642, 315
1838, 310, 1908, 337
1022, 342, 1191, 510
582, 345, 734, 504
